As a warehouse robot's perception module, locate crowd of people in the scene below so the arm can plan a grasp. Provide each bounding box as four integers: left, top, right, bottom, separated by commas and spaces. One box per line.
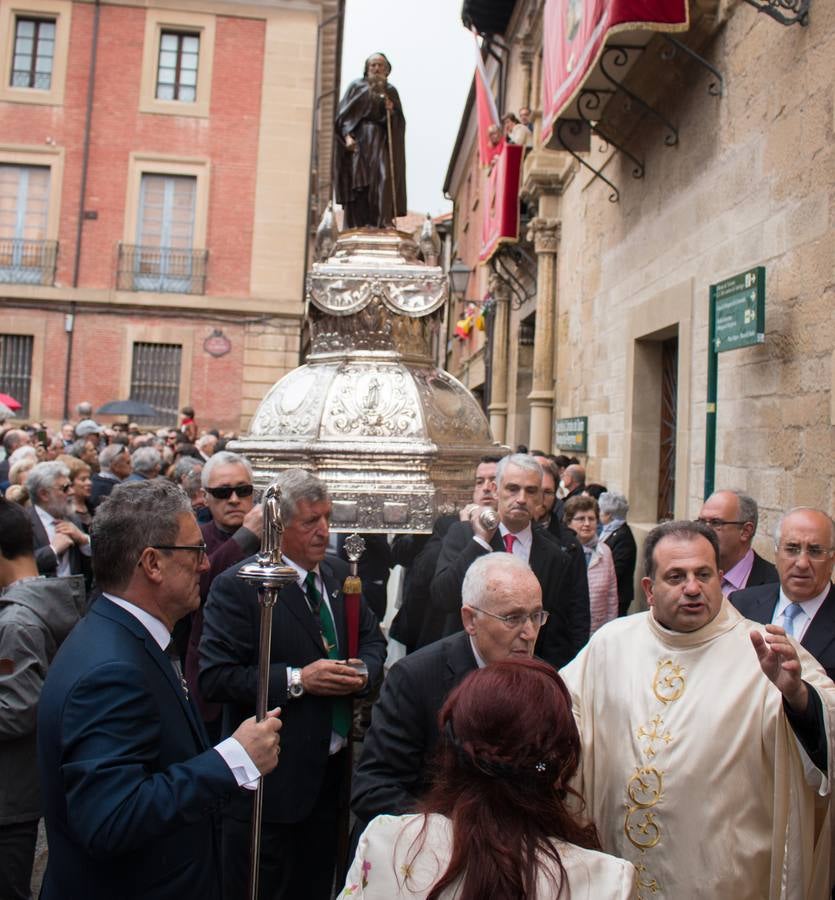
1, 416, 834, 900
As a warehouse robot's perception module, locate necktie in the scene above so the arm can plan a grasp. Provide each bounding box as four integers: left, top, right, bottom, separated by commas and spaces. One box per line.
503, 533, 516, 554
305, 572, 351, 738
165, 640, 189, 697
782, 602, 803, 638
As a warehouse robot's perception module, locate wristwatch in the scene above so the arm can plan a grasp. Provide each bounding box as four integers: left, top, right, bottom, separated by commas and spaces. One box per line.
288, 667, 304, 699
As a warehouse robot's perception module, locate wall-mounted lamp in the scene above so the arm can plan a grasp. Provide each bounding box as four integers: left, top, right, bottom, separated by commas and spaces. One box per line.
448, 258, 472, 296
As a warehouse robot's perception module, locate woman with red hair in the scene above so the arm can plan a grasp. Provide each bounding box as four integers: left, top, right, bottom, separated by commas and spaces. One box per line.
340, 658, 635, 899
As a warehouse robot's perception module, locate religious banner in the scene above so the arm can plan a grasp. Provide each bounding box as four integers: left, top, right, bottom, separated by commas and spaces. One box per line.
541, 0, 689, 144
479, 143, 524, 263
473, 32, 501, 167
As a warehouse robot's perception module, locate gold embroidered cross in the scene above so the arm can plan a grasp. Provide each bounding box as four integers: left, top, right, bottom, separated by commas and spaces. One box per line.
637, 715, 673, 759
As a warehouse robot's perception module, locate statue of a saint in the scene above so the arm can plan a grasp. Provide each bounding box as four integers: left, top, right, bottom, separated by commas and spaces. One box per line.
334, 52, 407, 229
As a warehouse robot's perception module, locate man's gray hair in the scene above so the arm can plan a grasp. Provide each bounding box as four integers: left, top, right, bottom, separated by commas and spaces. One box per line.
68, 439, 92, 459
99, 442, 128, 471
8, 445, 37, 466
731, 491, 759, 532
26, 461, 70, 500
273, 468, 329, 524
599, 491, 629, 519
774, 507, 835, 549
201, 451, 252, 487
196, 433, 216, 451
91, 480, 192, 592
461, 552, 538, 608
496, 453, 543, 489
564, 464, 586, 488
131, 446, 162, 476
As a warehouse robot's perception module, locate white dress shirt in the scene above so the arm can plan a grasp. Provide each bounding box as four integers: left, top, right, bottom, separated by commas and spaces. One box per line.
771, 586, 830, 643
35, 504, 91, 576
474, 522, 533, 563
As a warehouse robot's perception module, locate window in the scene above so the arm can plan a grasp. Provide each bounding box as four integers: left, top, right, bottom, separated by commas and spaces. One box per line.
139, 10, 214, 118
0, 0, 70, 105
156, 31, 199, 102
11, 17, 55, 89
0, 334, 34, 417
130, 342, 182, 424
0, 164, 57, 284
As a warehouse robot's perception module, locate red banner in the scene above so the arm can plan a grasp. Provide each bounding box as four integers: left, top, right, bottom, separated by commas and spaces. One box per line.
541, 0, 689, 144
474, 32, 501, 167
480, 143, 524, 263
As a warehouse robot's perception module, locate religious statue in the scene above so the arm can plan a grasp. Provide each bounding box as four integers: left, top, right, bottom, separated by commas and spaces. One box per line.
259, 482, 283, 566
334, 52, 407, 229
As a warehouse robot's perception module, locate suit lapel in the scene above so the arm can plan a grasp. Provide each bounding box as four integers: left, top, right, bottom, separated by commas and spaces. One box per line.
528, 532, 549, 585
281, 581, 328, 656
802, 585, 835, 662
444, 632, 477, 692
755, 584, 780, 623
489, 530, 505, 553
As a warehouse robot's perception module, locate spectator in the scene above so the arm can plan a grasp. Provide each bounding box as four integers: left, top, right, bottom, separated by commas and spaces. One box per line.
4, 485, 28, 506
90, 444, 131, 507
25, 462, 91, 581
73, 419, 103, 447
0, 499, 85, 900
74, 401, 92, 419
564, 495, 618, 634
196, 433, 217, 462
61, 456, 95, 530
126, 446, 162, 482
343, 659, 635, 899
67, 438, 99, 472
0, 430, 31, 484
598, 491, 637, 616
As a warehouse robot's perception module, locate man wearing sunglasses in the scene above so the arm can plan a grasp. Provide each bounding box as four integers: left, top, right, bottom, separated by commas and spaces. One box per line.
183, 452, 263, 740
731, 507, 835, 679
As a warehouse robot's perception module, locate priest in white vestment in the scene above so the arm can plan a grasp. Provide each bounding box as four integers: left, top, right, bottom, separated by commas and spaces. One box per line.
561, 520, 835, 900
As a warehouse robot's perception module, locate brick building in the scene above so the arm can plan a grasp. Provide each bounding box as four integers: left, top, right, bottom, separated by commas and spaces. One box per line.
0, 0, 342, 432
444, 0, 833, 578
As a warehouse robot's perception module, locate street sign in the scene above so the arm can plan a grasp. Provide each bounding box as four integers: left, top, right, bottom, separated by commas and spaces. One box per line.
555, 416, 588, 453
710, 266, 765, 352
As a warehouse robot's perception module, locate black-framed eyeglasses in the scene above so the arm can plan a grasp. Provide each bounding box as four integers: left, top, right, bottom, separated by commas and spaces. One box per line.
57, 482, 72, 493
466, 606, 550, 629
204, 483, 254, 500
695, 517, 746, 529
151, 543, 208, 564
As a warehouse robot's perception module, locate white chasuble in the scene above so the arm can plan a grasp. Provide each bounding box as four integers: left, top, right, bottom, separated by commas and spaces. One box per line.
561, 600, 835, 900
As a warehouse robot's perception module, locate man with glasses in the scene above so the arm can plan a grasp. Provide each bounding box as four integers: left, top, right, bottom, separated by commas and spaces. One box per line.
36, 479, 282, 900
25, 461, 91, 580
183, 451, 264, 740
352, 553, 547, 832
697, 489, 778, 595
731, 507, 835, 679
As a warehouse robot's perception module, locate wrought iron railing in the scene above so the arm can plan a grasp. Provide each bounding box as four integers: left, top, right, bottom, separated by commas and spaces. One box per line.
117, 243, 208, 294
0, 238, 58, 285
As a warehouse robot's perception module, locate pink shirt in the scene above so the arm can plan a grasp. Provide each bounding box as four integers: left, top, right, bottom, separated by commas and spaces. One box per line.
722, 548, 755, 596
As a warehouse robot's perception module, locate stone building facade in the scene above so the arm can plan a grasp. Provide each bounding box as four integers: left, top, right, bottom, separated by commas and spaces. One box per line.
445, 0, 833, 565
0, 0, 341, 432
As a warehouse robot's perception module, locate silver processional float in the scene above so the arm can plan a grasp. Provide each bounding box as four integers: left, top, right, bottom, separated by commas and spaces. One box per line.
230, 50, 500, 899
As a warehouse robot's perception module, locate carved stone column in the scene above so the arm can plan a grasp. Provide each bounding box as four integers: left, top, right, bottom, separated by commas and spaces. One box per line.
526, 216, 560, 452
487, 271, 510, 444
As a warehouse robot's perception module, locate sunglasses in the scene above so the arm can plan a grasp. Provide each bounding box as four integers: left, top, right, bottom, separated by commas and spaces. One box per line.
204, 483, 254, 500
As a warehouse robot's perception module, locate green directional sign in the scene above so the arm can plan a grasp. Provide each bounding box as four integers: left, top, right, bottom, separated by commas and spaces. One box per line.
711, 266, 765, 352
555, 416, 588, 454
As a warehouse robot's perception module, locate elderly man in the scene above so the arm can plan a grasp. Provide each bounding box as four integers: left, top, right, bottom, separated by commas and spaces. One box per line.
199, 468, 386, 900
126, 446, 161, 482
352, 552, 546, 828
698, 489, 778, 595
431, 453, 589, 668
562, 520, 835, 899
90, 443, 132, 507
183, 451, 262, 738
732, 507, 835, 680
553, 463, 585, 523
0, 429, 30, 484
196, 433, 217, 462
25, 461, 90, 579
0, 500, 85, 900
390, 455, 501, 652
36, 480, 282, 900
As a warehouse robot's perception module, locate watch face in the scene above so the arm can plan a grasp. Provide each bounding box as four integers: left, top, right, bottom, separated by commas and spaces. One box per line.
289, 683, 303, 697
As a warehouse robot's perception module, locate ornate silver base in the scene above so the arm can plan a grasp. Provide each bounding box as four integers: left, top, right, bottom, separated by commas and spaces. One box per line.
231, 229, 499, 533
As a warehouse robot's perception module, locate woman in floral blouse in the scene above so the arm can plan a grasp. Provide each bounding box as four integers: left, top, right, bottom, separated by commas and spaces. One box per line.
340, 659, 636, 899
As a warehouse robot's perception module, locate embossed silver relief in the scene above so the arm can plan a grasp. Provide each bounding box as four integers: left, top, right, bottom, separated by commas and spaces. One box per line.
248, 366, 334, 437
325, 365, 420, 438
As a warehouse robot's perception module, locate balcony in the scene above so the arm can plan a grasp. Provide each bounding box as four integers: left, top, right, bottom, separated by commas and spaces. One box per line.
117, 243, 208, 295
0, 239, 58, 285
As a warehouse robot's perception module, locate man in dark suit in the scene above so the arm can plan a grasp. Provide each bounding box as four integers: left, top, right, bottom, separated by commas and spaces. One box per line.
352, 552, 547, 827
90, 443, 132, 507
552, 462, 585, 524
25, 461, 90, 578
731, 507, 835, 680
199, 468, 387, 900
698, 489, 778, 595
36, 479, 281, 900
391, 455, 501, 651
431, 453, 589, 669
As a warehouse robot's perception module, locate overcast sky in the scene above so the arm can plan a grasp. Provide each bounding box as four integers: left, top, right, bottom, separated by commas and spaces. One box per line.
340, 0, 475, 216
